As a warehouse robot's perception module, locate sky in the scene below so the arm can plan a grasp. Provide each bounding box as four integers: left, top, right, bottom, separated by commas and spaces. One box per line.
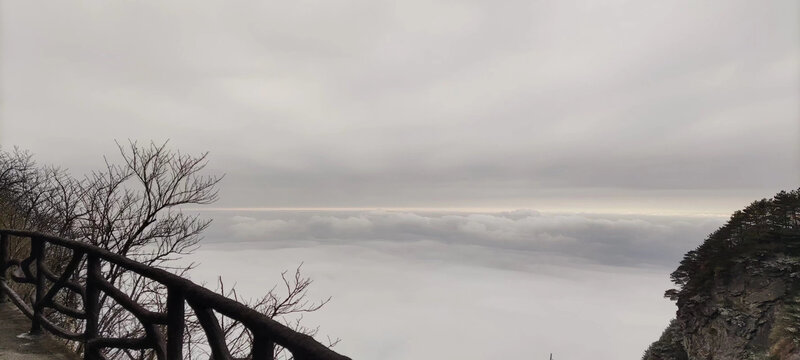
1, 0, 798, 213
0, 1, 799, 359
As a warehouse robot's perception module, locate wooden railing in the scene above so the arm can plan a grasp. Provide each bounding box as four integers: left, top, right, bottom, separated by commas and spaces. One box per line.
0, 229, 352, 360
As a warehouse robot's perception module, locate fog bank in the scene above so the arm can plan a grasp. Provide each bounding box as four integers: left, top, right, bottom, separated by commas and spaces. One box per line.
181, 210, 726, 359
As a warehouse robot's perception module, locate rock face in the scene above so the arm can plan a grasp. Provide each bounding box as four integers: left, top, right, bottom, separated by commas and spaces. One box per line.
645, 255, 800, 360
644, 190, 800, 360
680, 255, 799, 359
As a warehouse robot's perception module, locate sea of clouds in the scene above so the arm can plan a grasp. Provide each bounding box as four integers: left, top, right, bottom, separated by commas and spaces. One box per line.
185, 210, 725, 359
205, 209, 723, 267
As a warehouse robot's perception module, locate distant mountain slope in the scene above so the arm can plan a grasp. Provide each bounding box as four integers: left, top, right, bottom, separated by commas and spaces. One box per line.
644, 189, 800, 360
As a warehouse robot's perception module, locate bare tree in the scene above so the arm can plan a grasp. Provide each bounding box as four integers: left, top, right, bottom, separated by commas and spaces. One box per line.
0, 142, 337, 360
0, 148, 54, 230
186, 264, 339, 360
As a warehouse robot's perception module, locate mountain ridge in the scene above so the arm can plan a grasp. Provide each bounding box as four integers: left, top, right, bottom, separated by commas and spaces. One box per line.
644, 189, 800, 360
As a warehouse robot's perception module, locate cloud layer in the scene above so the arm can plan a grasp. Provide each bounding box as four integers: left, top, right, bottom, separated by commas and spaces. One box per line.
202, 210, 724, 268
190, 211, 701, 359
186, 209, 724, 358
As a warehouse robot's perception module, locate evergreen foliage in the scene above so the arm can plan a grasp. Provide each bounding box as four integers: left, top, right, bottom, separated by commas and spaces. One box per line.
667, 189, 800, 301
641, 319, 689, 360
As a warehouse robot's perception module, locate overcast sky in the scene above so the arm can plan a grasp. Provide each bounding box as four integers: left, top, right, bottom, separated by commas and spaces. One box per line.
2, 2, 798, 358
1, 0, 798, 213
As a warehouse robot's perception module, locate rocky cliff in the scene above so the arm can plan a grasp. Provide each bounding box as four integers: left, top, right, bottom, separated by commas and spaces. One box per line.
644, 190, 800, 360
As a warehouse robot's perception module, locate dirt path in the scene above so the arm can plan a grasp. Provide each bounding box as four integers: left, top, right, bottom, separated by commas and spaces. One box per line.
0, 302, 79, 360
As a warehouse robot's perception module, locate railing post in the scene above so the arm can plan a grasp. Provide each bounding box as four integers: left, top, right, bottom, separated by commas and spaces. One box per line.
84, 254, 101, 360
30, 237, 45, 335
251, 331, 275, 360
0, 233, 8, 303
166, 287, 185, 360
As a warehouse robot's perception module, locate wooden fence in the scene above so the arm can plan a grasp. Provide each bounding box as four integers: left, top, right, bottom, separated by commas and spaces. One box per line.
0, 229, 352, 360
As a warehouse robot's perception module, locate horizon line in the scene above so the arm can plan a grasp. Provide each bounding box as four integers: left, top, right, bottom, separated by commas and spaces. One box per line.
182, 206, 731, 217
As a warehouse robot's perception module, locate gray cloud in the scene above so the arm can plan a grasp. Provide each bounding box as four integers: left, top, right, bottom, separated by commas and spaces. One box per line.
187, 242, 680, 360
1, 1, 798, 210
200, 210, 724, 268
188, 208, 719, 359
187, 209, 722, 358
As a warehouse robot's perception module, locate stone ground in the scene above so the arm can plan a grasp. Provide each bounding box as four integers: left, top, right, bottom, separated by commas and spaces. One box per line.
0, 302, 79, 360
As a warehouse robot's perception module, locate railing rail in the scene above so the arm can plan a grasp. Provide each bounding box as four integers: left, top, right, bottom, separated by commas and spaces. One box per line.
0, 229, 352, 360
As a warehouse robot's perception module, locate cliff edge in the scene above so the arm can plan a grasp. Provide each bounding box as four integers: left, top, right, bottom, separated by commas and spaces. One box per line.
644, 189, 800, 360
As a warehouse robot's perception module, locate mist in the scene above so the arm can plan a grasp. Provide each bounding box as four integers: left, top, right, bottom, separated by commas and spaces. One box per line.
180, 209, 725, 359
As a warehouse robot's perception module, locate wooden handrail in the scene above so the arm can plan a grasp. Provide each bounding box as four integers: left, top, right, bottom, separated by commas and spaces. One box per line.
0, 229, 352, 360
